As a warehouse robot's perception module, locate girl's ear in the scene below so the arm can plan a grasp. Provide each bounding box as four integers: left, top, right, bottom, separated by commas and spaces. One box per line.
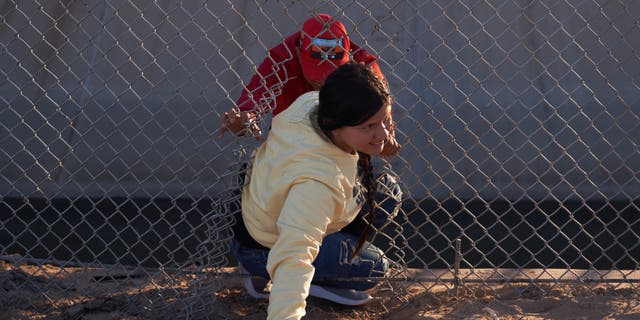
329, 128, 352, 154
331, 128, 340, 138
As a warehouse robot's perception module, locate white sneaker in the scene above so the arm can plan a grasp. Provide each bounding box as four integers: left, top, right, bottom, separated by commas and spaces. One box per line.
309, 285, 372, 306
238, 263, 270, 299
238, 263, 371, 305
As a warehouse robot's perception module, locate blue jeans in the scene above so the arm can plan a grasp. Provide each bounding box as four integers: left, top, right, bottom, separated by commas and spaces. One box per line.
232, 231, 388, 291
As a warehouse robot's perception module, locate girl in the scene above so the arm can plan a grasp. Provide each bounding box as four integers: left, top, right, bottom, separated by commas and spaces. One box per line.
232, 63, 400, 320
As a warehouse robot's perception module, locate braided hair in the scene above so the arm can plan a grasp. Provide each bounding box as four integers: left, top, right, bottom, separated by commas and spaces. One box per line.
352, 152, 376, 258
316, 63, 391, 258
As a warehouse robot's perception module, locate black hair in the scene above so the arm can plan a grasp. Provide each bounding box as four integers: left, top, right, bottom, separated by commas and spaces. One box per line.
316, 63, 391, 259
317, 63, 391, 131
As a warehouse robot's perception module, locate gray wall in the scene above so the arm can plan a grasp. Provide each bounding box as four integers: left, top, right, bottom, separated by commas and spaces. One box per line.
1, 0, 638, 200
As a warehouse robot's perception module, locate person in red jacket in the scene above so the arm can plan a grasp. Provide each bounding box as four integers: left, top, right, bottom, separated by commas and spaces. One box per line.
219, 13, 398, 156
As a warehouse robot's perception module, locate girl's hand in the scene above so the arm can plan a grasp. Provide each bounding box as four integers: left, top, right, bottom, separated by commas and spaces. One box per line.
380, 118, 401, 157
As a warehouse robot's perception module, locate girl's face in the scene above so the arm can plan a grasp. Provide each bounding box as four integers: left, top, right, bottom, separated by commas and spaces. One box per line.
330, 104, 392, 155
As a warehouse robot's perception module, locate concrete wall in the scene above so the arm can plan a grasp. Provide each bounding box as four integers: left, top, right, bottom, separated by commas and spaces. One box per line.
1, 0, 638, 200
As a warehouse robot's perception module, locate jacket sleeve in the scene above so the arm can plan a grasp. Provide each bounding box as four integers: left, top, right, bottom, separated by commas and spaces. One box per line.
266, 180, 342, 320
236, 49, 290, 114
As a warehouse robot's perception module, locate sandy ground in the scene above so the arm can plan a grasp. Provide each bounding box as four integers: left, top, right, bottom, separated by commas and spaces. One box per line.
1, 261, 639, 319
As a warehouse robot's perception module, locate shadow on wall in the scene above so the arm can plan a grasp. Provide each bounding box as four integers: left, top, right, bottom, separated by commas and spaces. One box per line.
2, 197, 639, 270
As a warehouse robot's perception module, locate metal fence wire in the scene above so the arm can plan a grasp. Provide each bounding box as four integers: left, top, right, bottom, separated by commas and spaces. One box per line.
1, 0, 639, 318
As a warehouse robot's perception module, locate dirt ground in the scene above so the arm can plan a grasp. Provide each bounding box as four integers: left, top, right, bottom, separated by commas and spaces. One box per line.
1, 262, 639, 319
212, 275, 640, 320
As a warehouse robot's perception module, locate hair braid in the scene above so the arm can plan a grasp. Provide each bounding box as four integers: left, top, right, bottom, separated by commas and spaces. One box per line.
351, 152, 376, 259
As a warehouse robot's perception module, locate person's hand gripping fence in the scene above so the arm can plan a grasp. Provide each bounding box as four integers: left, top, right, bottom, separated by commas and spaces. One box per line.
380, 118, 401, 157
218, 108, 263, 140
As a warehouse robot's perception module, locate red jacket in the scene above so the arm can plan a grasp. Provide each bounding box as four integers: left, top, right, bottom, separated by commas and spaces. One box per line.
236, 31, 384, 116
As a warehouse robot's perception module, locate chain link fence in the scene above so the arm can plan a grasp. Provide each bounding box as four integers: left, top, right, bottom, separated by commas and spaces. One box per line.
1, 0, 639, 318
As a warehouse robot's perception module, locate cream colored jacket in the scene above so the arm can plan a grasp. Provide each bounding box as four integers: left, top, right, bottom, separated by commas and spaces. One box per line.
242, 91, 362, 320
